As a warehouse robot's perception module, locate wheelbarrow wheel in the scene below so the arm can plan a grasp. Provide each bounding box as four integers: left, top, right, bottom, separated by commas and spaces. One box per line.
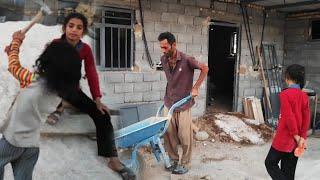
118, 149, 146, 180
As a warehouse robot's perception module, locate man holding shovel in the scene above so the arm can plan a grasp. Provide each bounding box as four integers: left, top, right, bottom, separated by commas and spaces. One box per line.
158, 32, 208, 174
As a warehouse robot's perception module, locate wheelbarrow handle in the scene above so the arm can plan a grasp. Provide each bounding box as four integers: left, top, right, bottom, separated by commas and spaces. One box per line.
156, 95, 193, 118
167, 95, 193, 118
157, 95, 192, 137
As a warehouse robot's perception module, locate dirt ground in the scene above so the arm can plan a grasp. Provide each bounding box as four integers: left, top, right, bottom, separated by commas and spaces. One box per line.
141, 137, 320, 180
140, 113, 319, 180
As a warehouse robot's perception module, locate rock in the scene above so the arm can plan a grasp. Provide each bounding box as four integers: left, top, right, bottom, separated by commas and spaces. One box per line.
211, 138, 215, 143
195, 131, 209, 141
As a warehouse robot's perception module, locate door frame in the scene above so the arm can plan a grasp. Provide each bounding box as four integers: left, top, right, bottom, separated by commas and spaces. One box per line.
207, 21, 242, 112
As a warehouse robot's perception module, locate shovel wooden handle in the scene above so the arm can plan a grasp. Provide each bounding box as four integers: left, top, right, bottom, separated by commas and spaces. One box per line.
21, 10, 43, 34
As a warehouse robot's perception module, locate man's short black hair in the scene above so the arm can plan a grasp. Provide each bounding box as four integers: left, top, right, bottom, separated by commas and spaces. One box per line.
158, 32, 176, 45
285, 64, 305, 88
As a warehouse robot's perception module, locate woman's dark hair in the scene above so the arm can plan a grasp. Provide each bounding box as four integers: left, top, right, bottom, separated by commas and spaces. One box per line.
158, 32, 176, 45
63, 12, 88, 34
285, 64, 305, 88
35, 41, 82, 97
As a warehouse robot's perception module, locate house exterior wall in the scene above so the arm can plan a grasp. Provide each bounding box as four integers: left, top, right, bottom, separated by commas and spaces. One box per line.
22, 0, 285, 117
284, 19, 320, 94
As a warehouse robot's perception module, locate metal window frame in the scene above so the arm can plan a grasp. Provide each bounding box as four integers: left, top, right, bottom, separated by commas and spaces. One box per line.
95, 7, 134, 71
309, 18, 320, 41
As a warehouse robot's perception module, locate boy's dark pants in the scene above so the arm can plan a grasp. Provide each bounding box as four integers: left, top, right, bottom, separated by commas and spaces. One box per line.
0, 137, 39, 180
62, 90, 118, 157
265, 147, 298, 180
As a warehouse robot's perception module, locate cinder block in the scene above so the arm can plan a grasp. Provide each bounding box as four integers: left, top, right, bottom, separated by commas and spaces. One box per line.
243, 88, 255, 96
125, 73, 143, 83
196, 0, 211, 8
141, 0, 151, 9
153, 42, 161, 53
181, 0, 196, 6
177, 43, 187, 53
214, 1, 227, 12
177, 33, 193, 43
193, 35, 207, 44
168, 4, 185, 14
134, 83, 152, 92
101, 84, 115, 94
152, 81, 167, 91
250, 81, 262, 88
143, 11, 161, 22
151, 1, 168, 12
202, 44, 208, 55
194, 17, 206, 26
161, 0, 177, 3
187, 44, 201, 53
171, 24, 187, 33
255, 88, 263, 98
104, 72, 124, 83
186, 25, 202, 34
161, 13, 178, 23
103, 93, 125, 105
200, 8, 212, 17
155, 22, 171, 32
238, 87, 245, 97
115, 83, 134, 93
239, 80, 250, 88
201, 26, 208, 35
178, 15, 194, 25
125, 93, 143, 103
144, 72, 161, 82
145, 32, 160, 42
144, 21, 155, 32
185, 6, 199, 16
227, 3, 240, 15
143, 91, 161, 101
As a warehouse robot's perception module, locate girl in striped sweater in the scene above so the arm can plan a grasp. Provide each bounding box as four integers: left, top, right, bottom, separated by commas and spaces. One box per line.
1, 30, 82, 180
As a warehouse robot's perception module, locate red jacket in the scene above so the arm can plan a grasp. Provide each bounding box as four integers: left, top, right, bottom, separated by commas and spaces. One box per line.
272, 88, 310, 153
54, 37, 102, 99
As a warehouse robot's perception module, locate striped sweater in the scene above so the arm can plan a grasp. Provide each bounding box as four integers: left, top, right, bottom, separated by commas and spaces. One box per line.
7, 38, 36, 88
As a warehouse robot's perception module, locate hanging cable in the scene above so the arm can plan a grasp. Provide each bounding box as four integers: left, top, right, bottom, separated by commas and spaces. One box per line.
138, 0, 154, 68
240, 2, 256, 66
259, 10, 267, 57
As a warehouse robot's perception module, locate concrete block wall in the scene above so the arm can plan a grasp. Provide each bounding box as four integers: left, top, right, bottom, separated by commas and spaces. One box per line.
87, 0, 209, 117
284, 19, 320, 94
73, 0, 285, 115
22, 0, 285, 116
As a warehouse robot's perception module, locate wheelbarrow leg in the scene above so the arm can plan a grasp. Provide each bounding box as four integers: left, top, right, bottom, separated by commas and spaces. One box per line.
155, 137, 171, 168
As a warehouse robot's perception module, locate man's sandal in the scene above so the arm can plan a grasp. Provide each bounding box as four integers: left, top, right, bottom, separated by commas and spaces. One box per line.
116, 165, 136, 180
46, 111, 62, 125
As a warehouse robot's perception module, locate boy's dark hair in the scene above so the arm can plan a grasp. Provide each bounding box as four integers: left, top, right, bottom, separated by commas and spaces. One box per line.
35, 41, 82, 97
63, 12, 88, 34
158, 32, 176, 45
285, 64, 305, 88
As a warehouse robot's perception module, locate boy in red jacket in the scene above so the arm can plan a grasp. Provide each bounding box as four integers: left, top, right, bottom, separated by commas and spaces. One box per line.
265, 64, 310, 180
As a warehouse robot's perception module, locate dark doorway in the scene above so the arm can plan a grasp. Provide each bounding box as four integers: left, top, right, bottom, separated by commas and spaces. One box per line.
207, 22, 239, 113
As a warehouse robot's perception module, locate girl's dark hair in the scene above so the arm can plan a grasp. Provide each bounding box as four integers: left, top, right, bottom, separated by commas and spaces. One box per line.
285, 64, 305, 88
63, 12, 88, 34
158, 32, 176, 45
35, 41, 82, 97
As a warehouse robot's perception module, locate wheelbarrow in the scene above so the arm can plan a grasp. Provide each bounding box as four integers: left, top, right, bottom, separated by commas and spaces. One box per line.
114, 95, 192, 173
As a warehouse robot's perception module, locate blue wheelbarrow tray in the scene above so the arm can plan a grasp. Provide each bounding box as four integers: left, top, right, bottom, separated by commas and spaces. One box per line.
114, 95, 192, 172
114, 116, 168, 148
